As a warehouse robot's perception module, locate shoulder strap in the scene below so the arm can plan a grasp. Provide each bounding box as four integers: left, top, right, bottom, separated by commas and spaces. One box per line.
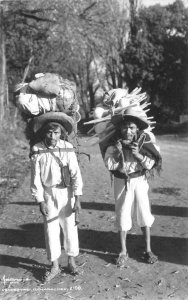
30, 145, 91, 162
30, 147, 75, 157
49, 150, 64, 167
137, 132, 146, 151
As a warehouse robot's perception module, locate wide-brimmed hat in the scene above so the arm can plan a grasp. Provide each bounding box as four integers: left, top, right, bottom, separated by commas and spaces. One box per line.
31, 112, 74, 135
111, 106, 149, 130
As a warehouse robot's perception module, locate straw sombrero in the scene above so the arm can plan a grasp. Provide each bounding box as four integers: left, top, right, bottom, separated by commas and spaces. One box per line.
31, 112, 74, 135
111, 107, 149, 130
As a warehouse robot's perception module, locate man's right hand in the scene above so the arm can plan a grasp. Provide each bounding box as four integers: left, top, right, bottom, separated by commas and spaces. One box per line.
39, 202, 48, 216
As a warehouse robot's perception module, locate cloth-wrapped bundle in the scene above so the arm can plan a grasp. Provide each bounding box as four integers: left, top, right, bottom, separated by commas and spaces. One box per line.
29, 73, 67, 95
29, 73, 77, 111
15, 73, 80, 122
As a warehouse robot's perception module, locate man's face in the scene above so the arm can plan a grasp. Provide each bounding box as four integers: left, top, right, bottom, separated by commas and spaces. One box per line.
120, 121, 138, 142
45, 126, 61, 147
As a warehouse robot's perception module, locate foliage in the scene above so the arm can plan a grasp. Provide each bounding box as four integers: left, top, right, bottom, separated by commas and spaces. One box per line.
122, 0, 188, 121
1, 0, 188, 126
3, 1, 53, 84
1, 0, 130, 118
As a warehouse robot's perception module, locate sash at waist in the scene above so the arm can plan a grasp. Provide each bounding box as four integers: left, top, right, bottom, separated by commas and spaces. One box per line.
111, 169, 146, 179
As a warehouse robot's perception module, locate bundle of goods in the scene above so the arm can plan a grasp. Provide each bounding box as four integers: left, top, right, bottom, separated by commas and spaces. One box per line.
84, 87, 158, 158
15, 72, 81, 123
15, 73, 81, 147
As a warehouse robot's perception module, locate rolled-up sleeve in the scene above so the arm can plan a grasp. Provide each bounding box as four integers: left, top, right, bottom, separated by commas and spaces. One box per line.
140, 156, 155, 170
30, 153, 45, 203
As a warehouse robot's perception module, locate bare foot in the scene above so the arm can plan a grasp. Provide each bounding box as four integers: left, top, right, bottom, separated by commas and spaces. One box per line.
67, 256, 79, 275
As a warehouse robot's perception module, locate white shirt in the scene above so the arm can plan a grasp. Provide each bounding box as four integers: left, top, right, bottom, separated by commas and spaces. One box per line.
30, 140, 83, 203
104, 146, 155, 174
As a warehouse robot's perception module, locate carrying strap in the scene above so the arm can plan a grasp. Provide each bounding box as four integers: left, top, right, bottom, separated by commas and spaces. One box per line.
48, 148, 72, 188
49, 149, 64, 167
137, 132, 146, 150
30, 145, 91, 162
30, 147, 75, 157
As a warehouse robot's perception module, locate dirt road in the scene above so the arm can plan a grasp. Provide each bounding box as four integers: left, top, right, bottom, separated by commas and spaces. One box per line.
0, 135, 187, 300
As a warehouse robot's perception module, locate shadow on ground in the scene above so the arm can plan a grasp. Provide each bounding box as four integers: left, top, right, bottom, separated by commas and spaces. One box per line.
81, 201, 188, 217
7, 202, 37, 206
7, 201, 188, 217
152, 205, 188, 217
0, 254, 47, 281
0, 223, 187, 266
79, 229, 188, 266
81, 202, 114, 211
0, 223, 45, 249
152, 187, 181, 196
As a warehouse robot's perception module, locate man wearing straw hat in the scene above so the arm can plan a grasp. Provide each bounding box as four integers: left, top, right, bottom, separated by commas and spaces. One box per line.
104, 106, 162, 266
30, 112, 83, 282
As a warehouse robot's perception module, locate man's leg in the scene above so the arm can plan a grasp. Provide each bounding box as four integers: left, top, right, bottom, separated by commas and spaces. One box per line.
59, 191, 79, 274
120, 230, 128, 255
42, 188, 63, 282
68, 256, 77, 270
51, 259, 59, 270
115, 230, 129, 267
62, 215, 79, 274
141, 226, 158, 264
114, 177, 134, 266
43, 216, 62, 282
141, 226, 151, 253
135, 177, 157, 263
61, 211, 79, 274
43, 257, 61, 283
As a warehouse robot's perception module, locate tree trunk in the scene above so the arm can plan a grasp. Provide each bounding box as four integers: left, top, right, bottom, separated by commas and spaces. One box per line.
129, 0, 138, 40
0, 7, 6, 125
88, 82, 95, 111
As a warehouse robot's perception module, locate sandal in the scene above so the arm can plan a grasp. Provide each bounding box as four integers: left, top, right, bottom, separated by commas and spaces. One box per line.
115, 253, 128, 267
67, 263, 79, 275
43, 267, 61, 283
142, 251, 158, 264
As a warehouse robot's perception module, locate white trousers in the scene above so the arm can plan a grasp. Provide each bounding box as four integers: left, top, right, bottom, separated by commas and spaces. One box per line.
43, 186, 79, 262
114, 175, 154, 231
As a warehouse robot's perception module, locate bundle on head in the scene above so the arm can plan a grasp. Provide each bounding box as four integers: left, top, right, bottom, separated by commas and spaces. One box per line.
15, 73, 79, 113
84, 87, 157, 156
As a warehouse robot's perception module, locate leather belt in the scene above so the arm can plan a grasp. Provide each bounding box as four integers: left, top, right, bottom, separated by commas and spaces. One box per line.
112, 170, 145, 179
128, 170, 145, 179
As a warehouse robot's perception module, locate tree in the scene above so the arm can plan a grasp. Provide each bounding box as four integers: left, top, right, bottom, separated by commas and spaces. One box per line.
122, 0, 188, 122
1, 0, 131, 123
0, 2, 8, 125
0, 0, 54, 127
42, 0, 130, 115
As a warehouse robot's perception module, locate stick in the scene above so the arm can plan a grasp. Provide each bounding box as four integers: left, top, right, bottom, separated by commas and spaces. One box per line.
87, 126, 95, 134
140, 102, 151, 109
144, 108, 150, 113
22, 55, 34, 83
98, 129, 116, 144
14, 55, 34, 91
84, 116, 111, 125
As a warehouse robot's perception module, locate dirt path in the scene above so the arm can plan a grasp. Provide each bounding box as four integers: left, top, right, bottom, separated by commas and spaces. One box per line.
0, 136, 188, 300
